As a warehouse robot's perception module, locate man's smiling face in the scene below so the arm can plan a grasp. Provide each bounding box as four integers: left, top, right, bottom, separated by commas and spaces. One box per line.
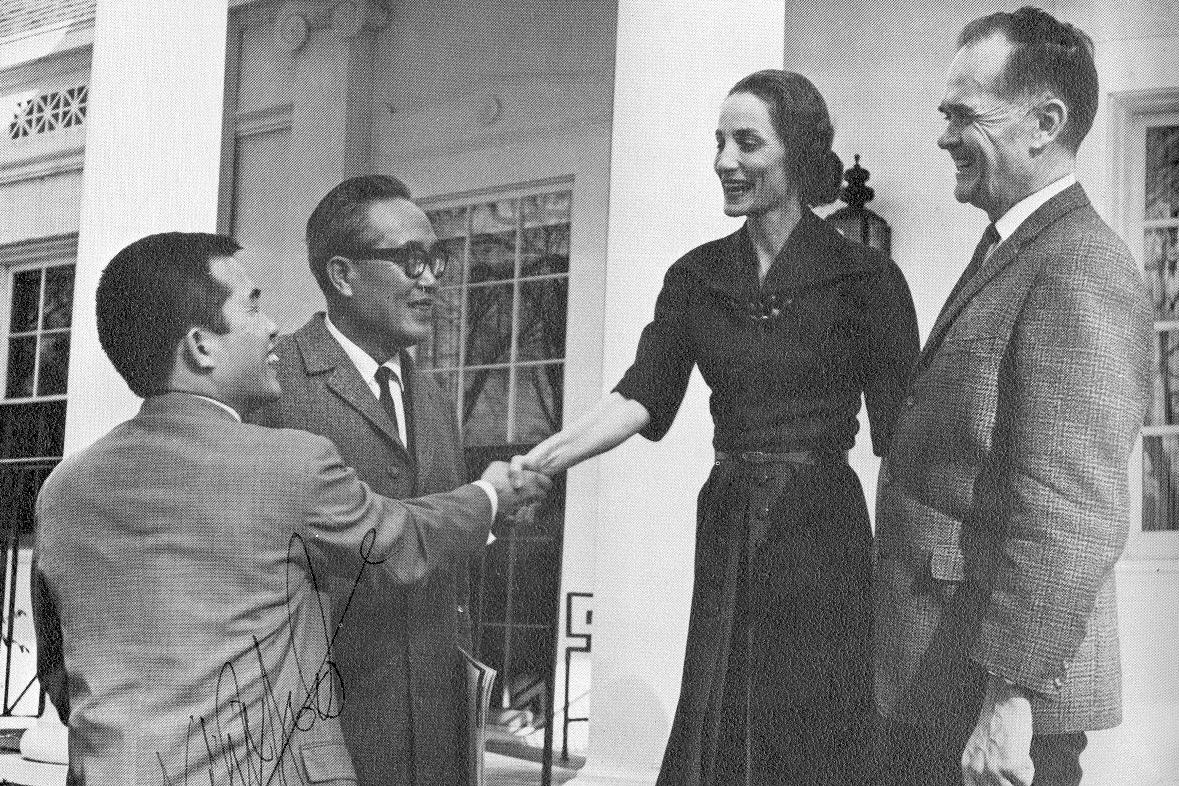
938, 32, 1041, 221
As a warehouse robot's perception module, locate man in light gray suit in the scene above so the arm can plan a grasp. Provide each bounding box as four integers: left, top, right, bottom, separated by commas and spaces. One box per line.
249, 175, 481, 785
873, 8, 1153, 786
31, 232, 547, 785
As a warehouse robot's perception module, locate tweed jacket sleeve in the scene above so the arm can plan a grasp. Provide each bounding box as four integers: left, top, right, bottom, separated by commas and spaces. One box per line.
297, 433, 492, 585
972, 230, 1152, 693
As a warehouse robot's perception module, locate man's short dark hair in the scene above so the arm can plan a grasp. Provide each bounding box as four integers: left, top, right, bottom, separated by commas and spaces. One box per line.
959, 6, 1097, 153
96, 232, 241, 397
305, 175, 413, 294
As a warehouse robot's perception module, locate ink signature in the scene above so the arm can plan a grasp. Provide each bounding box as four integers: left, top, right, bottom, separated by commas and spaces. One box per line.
156, 527, 388, 785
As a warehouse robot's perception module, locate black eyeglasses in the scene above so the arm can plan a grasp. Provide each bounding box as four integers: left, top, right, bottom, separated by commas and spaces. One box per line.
347, 242, 448, 279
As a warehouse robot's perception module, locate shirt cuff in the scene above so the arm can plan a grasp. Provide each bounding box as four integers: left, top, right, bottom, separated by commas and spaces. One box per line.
471, 479, 498, 522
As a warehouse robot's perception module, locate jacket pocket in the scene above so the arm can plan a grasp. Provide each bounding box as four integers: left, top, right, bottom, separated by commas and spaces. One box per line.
930, 542, 965, 582
299, 741, 358, 784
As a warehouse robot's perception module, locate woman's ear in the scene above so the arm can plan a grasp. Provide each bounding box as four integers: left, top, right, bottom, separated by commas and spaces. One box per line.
327, 255, 355, 298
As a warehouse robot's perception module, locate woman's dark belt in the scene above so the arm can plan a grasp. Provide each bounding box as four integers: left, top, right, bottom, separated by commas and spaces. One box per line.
714, 449, 849, 465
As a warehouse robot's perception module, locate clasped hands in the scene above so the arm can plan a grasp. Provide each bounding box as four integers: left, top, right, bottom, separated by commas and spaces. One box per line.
478, 453, 552, 525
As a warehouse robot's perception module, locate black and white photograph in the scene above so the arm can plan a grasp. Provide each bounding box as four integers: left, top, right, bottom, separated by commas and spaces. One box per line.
0, 1, 1175, 784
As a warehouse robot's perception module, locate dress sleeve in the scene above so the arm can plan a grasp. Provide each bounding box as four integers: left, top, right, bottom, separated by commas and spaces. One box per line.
863, 259, 920, 457
613, 263, 697, 441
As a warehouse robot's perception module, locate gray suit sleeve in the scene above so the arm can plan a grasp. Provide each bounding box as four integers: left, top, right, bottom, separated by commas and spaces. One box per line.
299, 435, 492, 585
30, 546, 69, 724
972, 239, 1153, 693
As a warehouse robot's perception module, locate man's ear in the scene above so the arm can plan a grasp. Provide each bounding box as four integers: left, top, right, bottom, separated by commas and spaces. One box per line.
326, 255, 355, 298
182, 326, 217, 372
1032, 96, 1068, 150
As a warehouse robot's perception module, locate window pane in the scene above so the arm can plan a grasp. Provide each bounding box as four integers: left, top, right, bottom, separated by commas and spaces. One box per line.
42, 265, 75, 329
0, 400, 67, 460
1146, 125, 1179, 221
1144, 227, 1179, 320
5, 336, 36, 398
434, 235, 466, 289
1148, 330, 1179, 426
470, 198, 516, 235
9, 270, 41, 333
522, 191, 571, 229
517, 278, 567, 362
514, 364, 563, 443
37, 333, 70, 396
463, 367, 509, 446
521, 223, 570, 277
465, 284, 513, 366
1144, 434, 1179, 531
469, 230, 517, 284
420, 287, 462, 369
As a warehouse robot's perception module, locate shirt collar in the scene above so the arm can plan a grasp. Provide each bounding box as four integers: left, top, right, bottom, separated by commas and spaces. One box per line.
323, 313, 401, 381
186, 393, 242, 422
994, 173, 1076, 242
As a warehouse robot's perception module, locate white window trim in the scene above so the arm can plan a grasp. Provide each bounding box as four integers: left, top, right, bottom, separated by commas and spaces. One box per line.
1121, 99, 1179, 560
0, 233, 76, 405
419, 180, 572, 446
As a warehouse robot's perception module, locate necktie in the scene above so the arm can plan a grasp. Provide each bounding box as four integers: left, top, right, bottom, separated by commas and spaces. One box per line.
374, 365, 408, 448
945, 223, 1000, 309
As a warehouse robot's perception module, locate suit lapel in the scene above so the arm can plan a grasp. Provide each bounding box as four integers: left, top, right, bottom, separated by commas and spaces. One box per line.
918, 184, 1090, 366
295, 315, 411, 463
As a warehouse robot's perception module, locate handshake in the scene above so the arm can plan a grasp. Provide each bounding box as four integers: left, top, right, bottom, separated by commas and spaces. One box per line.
478, 454, 550, 524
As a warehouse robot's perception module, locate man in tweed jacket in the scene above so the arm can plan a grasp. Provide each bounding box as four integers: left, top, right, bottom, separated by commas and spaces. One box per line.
31, 233, 546, 785
873, 9, 1153, 786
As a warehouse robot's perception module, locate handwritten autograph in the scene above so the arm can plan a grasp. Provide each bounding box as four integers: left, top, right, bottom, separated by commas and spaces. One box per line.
156, 528, 387, 785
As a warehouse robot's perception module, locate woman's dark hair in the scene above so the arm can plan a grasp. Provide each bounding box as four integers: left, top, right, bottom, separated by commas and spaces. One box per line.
728, 70, 843, 207
96, 232, 241, 397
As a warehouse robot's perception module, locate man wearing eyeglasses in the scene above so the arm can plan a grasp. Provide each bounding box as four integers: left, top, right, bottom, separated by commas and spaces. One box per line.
249, 175, 488, 786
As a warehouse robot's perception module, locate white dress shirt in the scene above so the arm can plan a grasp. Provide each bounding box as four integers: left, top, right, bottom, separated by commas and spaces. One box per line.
323, 314, 498, 519
994, 173, 1077, 245
190, 393, 242, 422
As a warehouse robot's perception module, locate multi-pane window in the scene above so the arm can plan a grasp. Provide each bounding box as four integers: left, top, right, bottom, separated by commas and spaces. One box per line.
3, 263, 73, 401
420, 186, 571, 447
1142, 121, 1179, 533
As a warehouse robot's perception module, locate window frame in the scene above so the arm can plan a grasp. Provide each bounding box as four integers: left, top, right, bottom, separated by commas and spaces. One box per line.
418, 178, 573, 447
1124, 107, 1179, 559
0, 234, 76, 407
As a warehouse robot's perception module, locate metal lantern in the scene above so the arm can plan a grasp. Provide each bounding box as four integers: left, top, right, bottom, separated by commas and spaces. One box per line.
826, 154, 892, 255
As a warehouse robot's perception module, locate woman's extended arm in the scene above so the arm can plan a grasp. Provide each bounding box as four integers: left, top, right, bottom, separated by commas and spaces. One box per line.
512, 392, 651, 478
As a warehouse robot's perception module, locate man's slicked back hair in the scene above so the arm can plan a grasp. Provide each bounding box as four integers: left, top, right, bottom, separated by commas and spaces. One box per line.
959, 6, 1098, 153
305, 175, 413, 294
96, 232, 241, 398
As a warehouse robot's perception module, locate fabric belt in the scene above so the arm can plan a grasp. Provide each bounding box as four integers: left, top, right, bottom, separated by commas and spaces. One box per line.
714, 449, 848, 465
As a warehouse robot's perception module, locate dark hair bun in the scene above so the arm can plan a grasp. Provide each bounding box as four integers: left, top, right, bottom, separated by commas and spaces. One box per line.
803, 150, 844, 207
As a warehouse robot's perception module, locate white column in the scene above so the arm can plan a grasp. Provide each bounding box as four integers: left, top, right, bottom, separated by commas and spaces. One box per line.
571, 3, 785, 784
64, 0, 230, 454
276, 0, 388, 231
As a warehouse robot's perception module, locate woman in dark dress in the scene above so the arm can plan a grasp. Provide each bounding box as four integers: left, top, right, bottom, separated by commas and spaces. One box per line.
515, 70, 919, 785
